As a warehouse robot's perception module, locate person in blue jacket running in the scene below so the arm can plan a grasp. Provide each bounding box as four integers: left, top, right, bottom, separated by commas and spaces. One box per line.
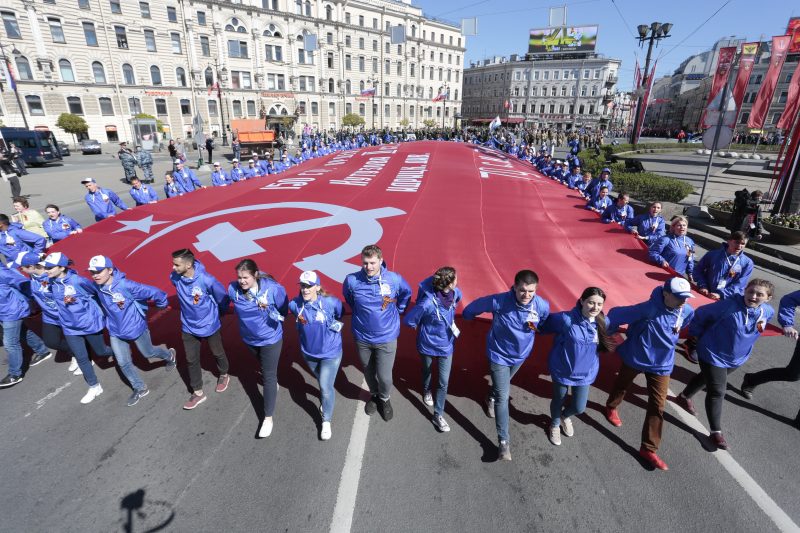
604, 277, 696, 471
129, 177, 159, 206
287, 270, 343, 441
163, 172, 186, 199
695, 232, 754, 301
228, 258, 288, 438
403, 266, 462, 433
170, 248, 231, 410
675, 279, 774, 450
44, 252, 115, 404
43, 205, 82, 243
625, 201, 665, 244
649, 216, 696, 280
539, 287, 615, 446
602, 192, 634, 224
0, 214, 46, 262
463, 269, 551, 461
81, 177, 128, 221
0, 261, 51, 388
87, 255, 176, 407
343, 244, 412, 422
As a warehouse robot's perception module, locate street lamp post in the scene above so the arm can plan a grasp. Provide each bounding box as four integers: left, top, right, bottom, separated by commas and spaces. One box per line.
212, 58, 229, 146
629, 22, 672, 146
440, 82, 449, 129
0, 42, 30, 129
367, 76, 378, 130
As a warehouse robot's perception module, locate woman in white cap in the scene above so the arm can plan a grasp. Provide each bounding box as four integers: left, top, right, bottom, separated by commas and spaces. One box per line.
649, 215, 696, 281
44, 252, 114, 404
288, 271, 344, 441
227, 258, 288, 438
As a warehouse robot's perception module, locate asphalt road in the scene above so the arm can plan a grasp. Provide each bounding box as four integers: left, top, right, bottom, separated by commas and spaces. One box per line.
1, 154, 798, 533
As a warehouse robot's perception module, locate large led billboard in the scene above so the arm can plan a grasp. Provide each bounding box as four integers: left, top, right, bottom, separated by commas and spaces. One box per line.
528, 25, 598, 54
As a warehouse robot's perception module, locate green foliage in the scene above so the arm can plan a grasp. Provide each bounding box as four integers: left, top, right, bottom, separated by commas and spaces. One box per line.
612, 171, 694, 203
767, 213, 800, 229
55, 113, 88, 135
134, 113, 165, 133
422, 119, 437, 129
341, 113, 365, 128
399, 118, 410, 127
707, 200, 734, 212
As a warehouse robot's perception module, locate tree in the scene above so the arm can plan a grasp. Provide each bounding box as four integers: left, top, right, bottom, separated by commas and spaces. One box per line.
342, 113, 365, 129
56, 113, 88, 146
399, 118, 410, 128
423, 119, 437, 129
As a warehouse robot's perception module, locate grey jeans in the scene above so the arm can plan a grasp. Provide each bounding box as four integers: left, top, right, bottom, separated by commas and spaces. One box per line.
356, 339, 397, 401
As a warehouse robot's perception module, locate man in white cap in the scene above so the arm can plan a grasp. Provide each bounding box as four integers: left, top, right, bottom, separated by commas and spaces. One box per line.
229, 159, 245, 182
172, 160, 202, 192
81, 178, 128, 222
603, 277, 696, 471
210, 162, 231, 187
243, 159, 260, 179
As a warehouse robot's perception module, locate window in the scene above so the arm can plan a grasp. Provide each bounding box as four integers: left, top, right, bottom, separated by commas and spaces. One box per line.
110, 0, 122, 14
267, 73, 285, 90
265, 44, 283, 61
180, 99, 191, 115
26, 96, 44, 115
571, 86, 576, 96
13, 56, 30, 81
386, 42, 391, 54
345, 11, 351, 24
384, 82, 389, 96
739, 111, 750, 124
583, 69, 590, 79
593, 69, 600, 79
230, 70, 252, 89
115, 26, 128, 48
2, 11, 20, 39
150, 65, 162, 85
204, 67, 213, 87
122, 63, 135, 84
304, 1, 311, 17
46, 18, 66, 44
372, 39, 378, 52
200, 36, 210, 56
67, 96, 84, 115
358, 15, 364, 26
227, 39, 248, 58
232, 100, 242, 116
771, 112, 782, 125
155, 98, 168, 115
370, 57, 375, 73
384, 104, 390, 117
578, 104, 584, 114
327, 52, 334, 69
311, 101, 319, 115
59, 59, 75, 82
326, 32, 333, 45
359, 103, 365, 116
397, 62, 402, 76
263, 24, 283, 38
328, 78, 334, 93
78, 0, 91, 8
384, 59, 390, 74
207, 99, 218, 117
345, 80, 351, 94
129, 97, 142, 114
171, 33, 182, 54
298, 101, 306, 114
167, 6, 177, 22
325, 5, 333, 21
139, 2, 150, 18
296, 35, 313, 64
329, 101, 335, 116
247, 100, 256, 116
345, 54, 351, 70
591, 86, 598, 97
561, 86, 567, 96
543, 70, 550, 80
345, 35, 351, 47
554, 70, 560, 80
92, 61, 106, 83
83, 22, 98, 46
99, 97, 114, 115
144, 29, 157, 52
345, 102, 352, 114
264, 0, 278, 9
778, 91, 788, 104
410, 63, 415, 77
197, 11, 206, 25
581, 85, 587, 96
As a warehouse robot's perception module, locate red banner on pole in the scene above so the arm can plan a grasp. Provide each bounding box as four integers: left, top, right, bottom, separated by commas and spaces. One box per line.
634, 60, 657, 144
701, 47, 736, 128
777, 59, 800, 130
732, 42, 759, 112
748, 35, 792, 129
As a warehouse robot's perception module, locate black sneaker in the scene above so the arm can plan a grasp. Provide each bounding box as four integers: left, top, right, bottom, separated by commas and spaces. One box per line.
739, 374, 755, 399
364, 395, 378, 416
30, 351, 53, 367
165, 348, 177, 371
379, 398, 394, 421
127, 387, 150, 407
0, 374, 23, 388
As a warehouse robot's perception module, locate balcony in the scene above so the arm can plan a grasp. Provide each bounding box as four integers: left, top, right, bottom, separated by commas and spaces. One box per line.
605, 75, 618, 86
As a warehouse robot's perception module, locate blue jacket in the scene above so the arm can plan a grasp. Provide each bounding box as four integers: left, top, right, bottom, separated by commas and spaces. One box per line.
403, 288, 463, 357
343, 265, 412, 344
94, 269, 168, 340
0, 222, 46, 259
778, 290, 800, 327
689, 298, 773, 368
288, 294, 343, 358
694, 243, 754, 299
566, 172, 583, 187
170, 260, 229, 337
588, 178, 613, 200
28, 271, 60, 325
625, 214, 666, 243
173, 168, 201, 192
0, 265, 32, 321
586, 196, 612, 212
540, 306, 602, 386
607, 287, 695, 375
230, 167, 246, 182
463, 290, 551, 366
649, 235, 695, 275
211, 170, 232, 187
85, 188, 128, 221
43, 215, 82, 243
130, 184, 158, 205
602, 203, 635, 224
227, 276, 288, 347
50, 270, 106, 336
164, 180, 185, 198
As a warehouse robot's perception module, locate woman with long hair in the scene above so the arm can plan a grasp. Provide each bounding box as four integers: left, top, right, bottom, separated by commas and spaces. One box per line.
649, 215, 696, 281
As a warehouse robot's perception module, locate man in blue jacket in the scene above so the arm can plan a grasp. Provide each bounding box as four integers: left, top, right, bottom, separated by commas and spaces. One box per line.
604, 277, 696, 471
601, 192, 634, 224
43, 204, 82, 243
211, 162, 232, 187
463, 270, 551, 461
343, 244, 412, 422
129, 177, 159, 206
81, 177, 128, 221
695, 232, 754, 301
170, 248, 230, 410
229, 159, 245, 182
0, 214, 46, 262
88, 256, 176, 406
173, 161, 203, 192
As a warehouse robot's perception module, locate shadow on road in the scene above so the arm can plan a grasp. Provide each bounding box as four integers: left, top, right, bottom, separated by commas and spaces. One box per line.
120, 488, 175, 533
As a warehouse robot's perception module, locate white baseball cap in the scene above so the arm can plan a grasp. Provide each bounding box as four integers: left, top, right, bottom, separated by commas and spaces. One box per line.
664, 277, 694, 299
87, 255, 114, 272
299, 271, 320, 286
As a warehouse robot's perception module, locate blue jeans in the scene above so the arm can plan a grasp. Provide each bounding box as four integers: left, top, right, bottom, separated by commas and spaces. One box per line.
303, 351, 342, 422
110, 330, 171, 391
64, 333, 113, 387
489, 361, 522, 442
2, 319, 47, 377
550, 383, 591, 427
421, 354, 453, 417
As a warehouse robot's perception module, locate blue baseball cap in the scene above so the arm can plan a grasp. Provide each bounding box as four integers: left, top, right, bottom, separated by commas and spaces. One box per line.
87, 255, 114, 272
43, 252, 70, 268
12, 251, 41, 268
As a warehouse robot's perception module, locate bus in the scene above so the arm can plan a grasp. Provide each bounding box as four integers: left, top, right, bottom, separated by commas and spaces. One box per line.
0, 127, 63, 165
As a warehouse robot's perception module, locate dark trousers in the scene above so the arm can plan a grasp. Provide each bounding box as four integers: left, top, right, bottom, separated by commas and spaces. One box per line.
42, 322, 72, 355
747, 340, 800, 388
8, 175, 21, 198
606, 362, 670, 452
247, 339, 282, 417
182, 330, 228, 392
682, 361, 736, 432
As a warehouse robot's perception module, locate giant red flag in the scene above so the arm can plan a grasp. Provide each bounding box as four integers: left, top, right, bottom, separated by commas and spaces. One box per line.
748, 35, 792, 129
732, 42, 759, 113
776, 59, 800, 131
701, 47, 736, 129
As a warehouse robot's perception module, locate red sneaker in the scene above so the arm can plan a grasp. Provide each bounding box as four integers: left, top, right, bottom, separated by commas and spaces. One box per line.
605, 406, 622, 427
674, 394, 697, 416
215, 374, 230, 393
710, 432, 729, 450
639, 448, 669, 471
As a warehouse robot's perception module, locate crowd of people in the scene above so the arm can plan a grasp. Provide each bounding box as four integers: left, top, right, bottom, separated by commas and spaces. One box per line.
0, 127, 797, 470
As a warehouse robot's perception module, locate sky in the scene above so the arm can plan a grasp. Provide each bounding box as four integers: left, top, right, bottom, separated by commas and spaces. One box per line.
411, 0, 796, 89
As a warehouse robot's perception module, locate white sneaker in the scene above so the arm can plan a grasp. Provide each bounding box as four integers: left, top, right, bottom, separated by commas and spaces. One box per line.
80, 384, 103, 404
73, 360, 94, 376
423, 391, 434, 406
68, 358, 79, 372
320, 421, 332, 441
258, 417, 273, 438
548, 425, 562, 446
561, 417, 574, 437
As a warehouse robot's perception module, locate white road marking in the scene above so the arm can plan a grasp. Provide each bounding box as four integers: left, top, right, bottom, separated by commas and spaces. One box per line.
329, 378, 372, 533
666, 387, 799, 532
34, 381, 72, 410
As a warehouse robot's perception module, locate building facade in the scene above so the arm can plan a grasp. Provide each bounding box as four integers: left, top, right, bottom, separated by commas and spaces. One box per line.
0, 0, 465, 144
462, 53, 621, 130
